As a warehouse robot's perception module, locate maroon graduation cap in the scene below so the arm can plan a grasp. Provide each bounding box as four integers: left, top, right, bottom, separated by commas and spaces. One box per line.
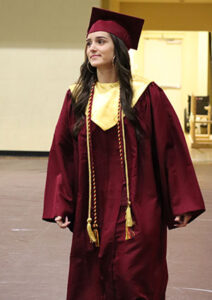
87, 7, 144, 50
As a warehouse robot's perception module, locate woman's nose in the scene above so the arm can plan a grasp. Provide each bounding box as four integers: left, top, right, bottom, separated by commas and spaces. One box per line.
89, 42, 97, 51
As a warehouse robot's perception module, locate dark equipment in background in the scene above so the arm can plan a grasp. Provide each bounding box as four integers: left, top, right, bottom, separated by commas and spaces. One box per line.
184, 96, 210, 133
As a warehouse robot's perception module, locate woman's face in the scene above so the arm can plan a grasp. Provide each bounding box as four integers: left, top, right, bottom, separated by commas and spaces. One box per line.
86, 31, 115, 69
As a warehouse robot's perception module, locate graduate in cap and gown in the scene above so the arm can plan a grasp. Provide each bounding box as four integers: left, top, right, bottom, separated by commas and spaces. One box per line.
42, 7, 205, 300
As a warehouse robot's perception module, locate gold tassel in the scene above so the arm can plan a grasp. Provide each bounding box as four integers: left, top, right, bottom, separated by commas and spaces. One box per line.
125, 225, 135, 240
125, 203, 135, 227
119, 108, 136, 241
125, 225, 131, 240
125, 203, 135, 240
87, 218, 96, 243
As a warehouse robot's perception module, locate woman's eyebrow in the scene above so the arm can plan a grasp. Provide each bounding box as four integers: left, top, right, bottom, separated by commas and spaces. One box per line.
95, 36, 108, 39
86, 36, 108, 42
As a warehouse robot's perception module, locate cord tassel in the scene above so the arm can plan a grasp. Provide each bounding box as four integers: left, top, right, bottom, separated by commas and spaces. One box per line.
86, 83, 100, 247
118, 105, 136, 241
93, 228, 100, 247
125, 203, 135, 227
125, 203, 135, 240
125, 224, 136, 240
87, 218, 96, 243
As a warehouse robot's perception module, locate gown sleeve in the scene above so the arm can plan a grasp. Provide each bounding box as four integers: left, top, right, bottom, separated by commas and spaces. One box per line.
42, 90, 75, 230
148, 82, 205, 229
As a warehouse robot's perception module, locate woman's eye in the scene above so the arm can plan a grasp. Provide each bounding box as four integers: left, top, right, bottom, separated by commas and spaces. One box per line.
86, 41, 91, 47
98, 39, 105, 44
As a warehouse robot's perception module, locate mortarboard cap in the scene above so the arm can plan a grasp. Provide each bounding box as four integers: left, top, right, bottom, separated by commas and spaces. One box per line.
87, 7, 144, 50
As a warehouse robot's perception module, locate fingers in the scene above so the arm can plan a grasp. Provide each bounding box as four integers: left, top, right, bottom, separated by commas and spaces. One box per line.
55, 216, 71, 229
174, 213, 192, 228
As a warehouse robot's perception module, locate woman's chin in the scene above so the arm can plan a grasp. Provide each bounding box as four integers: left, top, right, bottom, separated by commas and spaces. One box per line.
90, 63, 113, 70
90, 62, 100, 68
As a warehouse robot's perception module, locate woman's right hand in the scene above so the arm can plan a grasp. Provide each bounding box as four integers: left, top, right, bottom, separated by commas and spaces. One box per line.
55, 216, 70, 229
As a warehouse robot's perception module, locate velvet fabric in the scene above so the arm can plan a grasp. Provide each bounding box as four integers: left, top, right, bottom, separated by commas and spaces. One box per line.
87, 7, 144, 50
42, 82, 205, 300
88, 20, 131, 50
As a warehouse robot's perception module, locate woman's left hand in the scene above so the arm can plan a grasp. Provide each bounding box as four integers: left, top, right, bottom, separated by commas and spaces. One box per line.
55, 216, 70, 229
174, 213, 192, 228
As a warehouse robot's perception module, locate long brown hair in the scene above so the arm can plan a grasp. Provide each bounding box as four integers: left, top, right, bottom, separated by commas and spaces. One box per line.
71, 33, 141, 140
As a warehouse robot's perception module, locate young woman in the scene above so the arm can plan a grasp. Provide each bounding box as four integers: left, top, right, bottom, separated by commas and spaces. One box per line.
42, 7, 205, 300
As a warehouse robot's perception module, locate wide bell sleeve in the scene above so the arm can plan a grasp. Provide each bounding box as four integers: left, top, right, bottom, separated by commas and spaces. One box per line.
42, 90, 75, 230
148, 82, 205, 229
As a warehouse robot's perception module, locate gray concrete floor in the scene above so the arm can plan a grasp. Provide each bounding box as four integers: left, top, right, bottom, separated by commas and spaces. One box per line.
0, 154, 211, 300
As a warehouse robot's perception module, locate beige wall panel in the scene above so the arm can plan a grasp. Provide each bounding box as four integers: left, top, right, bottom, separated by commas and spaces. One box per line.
120, 0, 212, 2
130, 31, 208, 128
197, 32, 208, 96
120, 3, 212, 31
0, 0, 100, 151
0, 48, 84, 151
0, 0, 99, 47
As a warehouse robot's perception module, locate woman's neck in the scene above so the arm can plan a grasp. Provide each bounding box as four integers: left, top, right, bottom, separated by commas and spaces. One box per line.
96, 67, 118, 83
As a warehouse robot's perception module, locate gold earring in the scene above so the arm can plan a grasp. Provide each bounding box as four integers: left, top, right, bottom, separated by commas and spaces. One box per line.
112, 56, 116, 65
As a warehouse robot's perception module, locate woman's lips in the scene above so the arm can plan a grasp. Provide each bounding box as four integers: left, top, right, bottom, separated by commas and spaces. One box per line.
90, 55, 100, 59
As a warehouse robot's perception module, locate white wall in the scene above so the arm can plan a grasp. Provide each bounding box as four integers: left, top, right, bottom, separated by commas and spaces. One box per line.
130, 31, 209, 127
0, 0, 100, 151
197, 32, 209, 96
0, 48, 84, 151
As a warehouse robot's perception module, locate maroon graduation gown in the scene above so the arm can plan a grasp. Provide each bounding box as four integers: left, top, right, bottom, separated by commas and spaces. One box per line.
42, 82, 205, 300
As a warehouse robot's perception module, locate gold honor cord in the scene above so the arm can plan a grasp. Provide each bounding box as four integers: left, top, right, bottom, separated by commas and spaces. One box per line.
86, 84, 135, 247
117, 100, 135, 240
86, 83, 100, 247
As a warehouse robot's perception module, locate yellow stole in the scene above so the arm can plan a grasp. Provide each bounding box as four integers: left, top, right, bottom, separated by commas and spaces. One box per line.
70, 76, 151, 131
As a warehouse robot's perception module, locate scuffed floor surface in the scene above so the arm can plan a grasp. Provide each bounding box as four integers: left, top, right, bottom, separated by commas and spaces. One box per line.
0, 156, 211, 300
